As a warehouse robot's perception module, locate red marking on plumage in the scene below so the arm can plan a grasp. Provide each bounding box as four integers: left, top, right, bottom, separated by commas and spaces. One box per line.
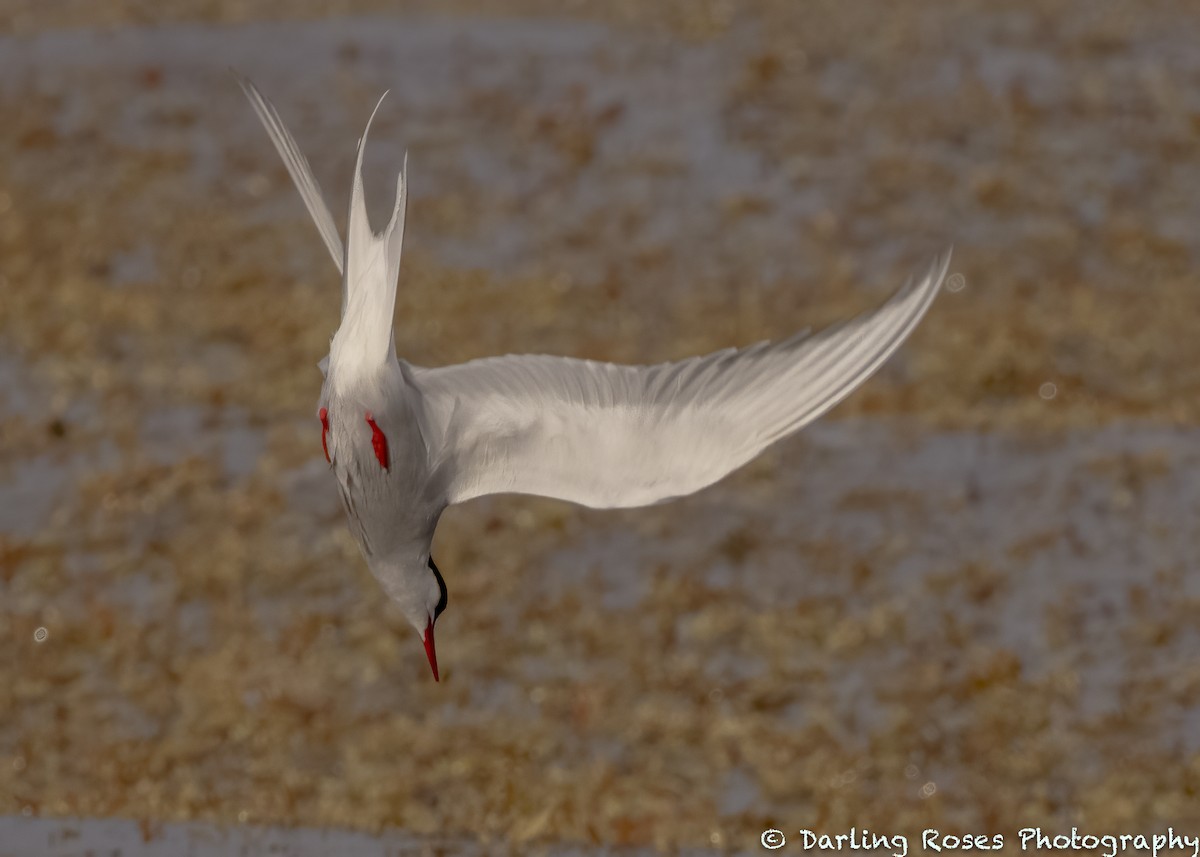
365, 411, 389, 471
318, 407, 331, 463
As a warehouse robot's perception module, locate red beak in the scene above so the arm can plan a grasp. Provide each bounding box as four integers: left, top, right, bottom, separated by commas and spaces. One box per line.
422, 619, 440, 682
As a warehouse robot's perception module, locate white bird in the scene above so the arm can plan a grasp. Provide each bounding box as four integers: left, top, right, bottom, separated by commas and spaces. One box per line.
238, 76, 950, 682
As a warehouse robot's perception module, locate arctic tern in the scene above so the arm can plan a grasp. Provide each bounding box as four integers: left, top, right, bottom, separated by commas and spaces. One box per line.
237, 76, 950, 681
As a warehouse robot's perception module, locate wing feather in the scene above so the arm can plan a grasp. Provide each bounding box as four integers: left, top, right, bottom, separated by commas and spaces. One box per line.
414, 251, 950, 509
235, 74, 346, 283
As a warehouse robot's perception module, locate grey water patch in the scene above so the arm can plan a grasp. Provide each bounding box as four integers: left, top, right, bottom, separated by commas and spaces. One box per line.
541, 527, 659, 611
108, 240, 158, 286
139, 405, 264, 479
0, 354, 120, 538
0, 351, 48, 418
0, 456, 68, 536
0, 401, 266, 538
718, 766, 762, 817
2, 450, 120, 546
280, 455, 342, 519
220, 421, 265, 479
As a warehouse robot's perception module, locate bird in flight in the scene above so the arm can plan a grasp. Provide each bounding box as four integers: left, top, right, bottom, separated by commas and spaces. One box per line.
237, 76, 950, 682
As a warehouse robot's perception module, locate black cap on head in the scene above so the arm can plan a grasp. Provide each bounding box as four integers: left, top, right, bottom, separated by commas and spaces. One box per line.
428, 556, 448, 620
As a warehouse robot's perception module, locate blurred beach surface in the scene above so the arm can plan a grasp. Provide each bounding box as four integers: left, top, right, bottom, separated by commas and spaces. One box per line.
3, 2, 1200, 853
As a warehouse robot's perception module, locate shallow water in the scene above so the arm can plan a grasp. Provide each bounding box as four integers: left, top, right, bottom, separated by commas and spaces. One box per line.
3, 2, 1200, 852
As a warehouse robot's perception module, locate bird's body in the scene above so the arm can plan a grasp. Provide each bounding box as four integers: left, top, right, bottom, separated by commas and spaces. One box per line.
238, 76, 950, 681
322, 366, 431, 569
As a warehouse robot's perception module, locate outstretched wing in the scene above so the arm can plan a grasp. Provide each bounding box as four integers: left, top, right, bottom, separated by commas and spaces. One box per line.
414, 251, 950, 510
236, 75, 346, 283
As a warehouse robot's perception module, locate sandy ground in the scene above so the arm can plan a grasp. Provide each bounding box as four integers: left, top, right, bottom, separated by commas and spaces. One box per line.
2, 815, 706, 856
3, 1, 1200, 854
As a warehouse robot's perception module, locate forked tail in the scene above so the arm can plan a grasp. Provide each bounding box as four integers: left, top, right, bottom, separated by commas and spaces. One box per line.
330, 93, 408, 377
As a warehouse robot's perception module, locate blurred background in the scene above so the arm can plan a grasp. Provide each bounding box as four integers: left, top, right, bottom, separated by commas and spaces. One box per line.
3, 1, 1200, 854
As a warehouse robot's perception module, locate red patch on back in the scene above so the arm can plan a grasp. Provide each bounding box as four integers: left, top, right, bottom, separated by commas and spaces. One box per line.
365, 411, 390, 471
318, 407, 331, 463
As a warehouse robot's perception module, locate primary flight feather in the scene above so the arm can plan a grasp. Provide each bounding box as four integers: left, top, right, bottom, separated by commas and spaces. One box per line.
237, 76, 950, 681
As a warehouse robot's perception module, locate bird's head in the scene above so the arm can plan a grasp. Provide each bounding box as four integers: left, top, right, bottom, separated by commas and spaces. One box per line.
375, 555, 448, 681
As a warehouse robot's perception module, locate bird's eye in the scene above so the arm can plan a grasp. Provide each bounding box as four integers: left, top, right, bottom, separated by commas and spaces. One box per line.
428, 556, 448, 620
